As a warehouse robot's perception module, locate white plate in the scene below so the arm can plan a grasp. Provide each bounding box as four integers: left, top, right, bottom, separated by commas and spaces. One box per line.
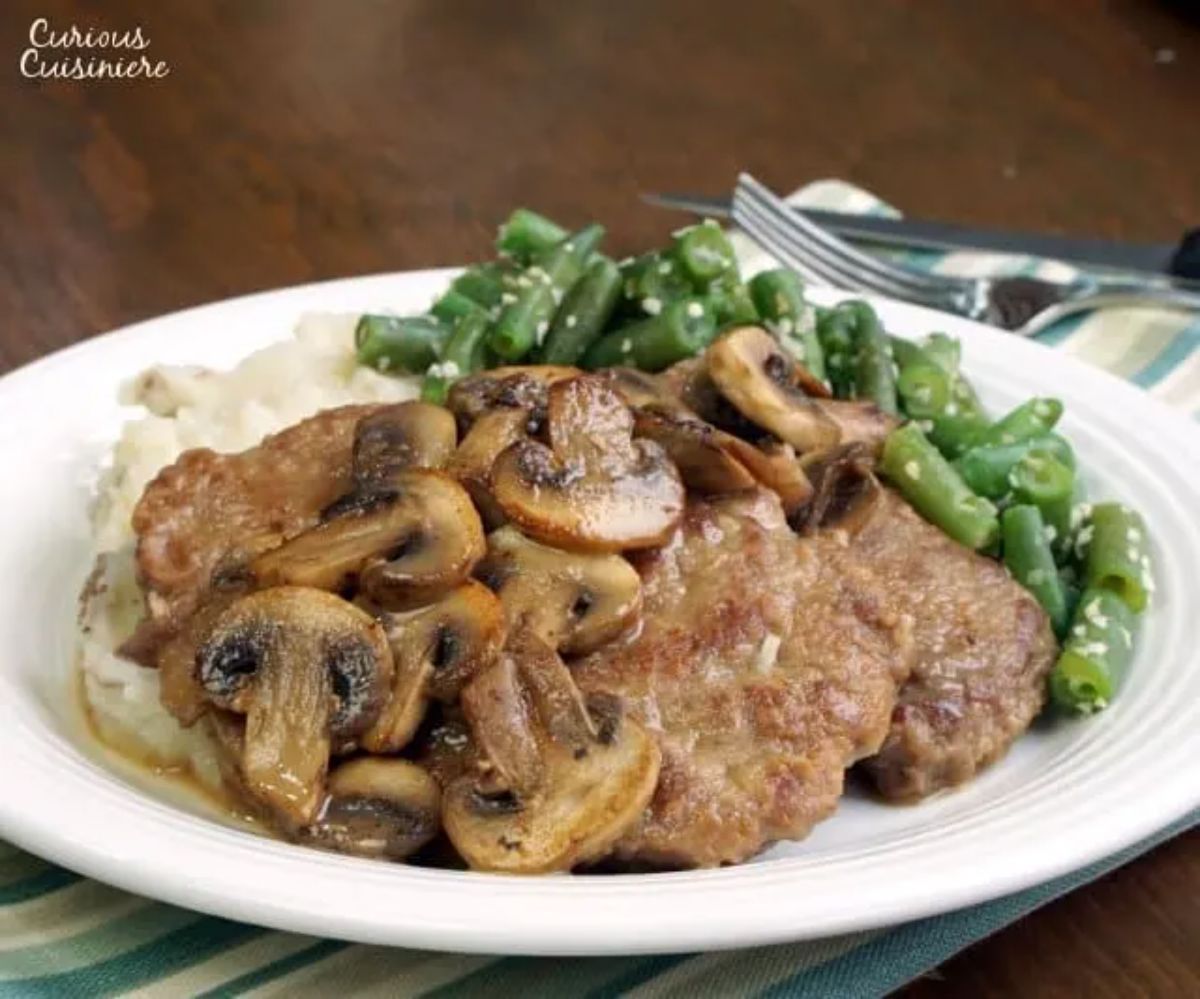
0, 269, 1197, 956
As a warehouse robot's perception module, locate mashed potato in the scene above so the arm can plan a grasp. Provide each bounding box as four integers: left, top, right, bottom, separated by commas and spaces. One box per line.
79, 313, 420, 783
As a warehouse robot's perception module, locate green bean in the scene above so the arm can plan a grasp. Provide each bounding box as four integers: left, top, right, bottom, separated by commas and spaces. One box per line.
707, 278, 760, 329
496, 208, 568, 262
922, 333, 961, 375
1083, 503, 1152, 613
430, 289, 487, 326
881, 424, 1000, 550
850, 303, 899, 414
450, 264, 513, 309
748, 269, 825, 380
816, 303, 859, 397
971, 398, 1063, 450
489, 225, 604, 360
582, 298, 717, 371
889, 335, 928, 372
1002, 505, 1069, 636
926, 410, 990, 459
354, 315, 449, 374
1049, 587, 1138, 714
1009, 452, 1074, 551
897, 364, 952, 419
539, 256, 622, 365
671, 220, 737, 287
953, 434, 1076, 499
620, 252, 693, 315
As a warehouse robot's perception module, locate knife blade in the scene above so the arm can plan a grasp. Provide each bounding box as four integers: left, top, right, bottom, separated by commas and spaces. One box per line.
643, 191, 1198, 280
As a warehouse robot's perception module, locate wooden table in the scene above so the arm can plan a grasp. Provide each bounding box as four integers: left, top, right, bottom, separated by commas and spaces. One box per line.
3, 1, 1197, 993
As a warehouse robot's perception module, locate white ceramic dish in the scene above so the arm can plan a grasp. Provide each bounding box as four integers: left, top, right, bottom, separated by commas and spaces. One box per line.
0, 268, 1197, 956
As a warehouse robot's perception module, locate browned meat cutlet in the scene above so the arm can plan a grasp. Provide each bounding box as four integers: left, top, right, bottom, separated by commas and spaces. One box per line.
572, 488, 912, 868
855, 490, 1058, 800
129, 404, 378, 652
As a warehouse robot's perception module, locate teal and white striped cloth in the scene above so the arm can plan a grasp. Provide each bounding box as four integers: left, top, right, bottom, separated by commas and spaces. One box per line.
2, 182, 1197, 998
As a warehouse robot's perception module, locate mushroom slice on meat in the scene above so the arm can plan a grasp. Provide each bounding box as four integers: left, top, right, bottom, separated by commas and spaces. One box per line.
302, 757, 441, 861
817, 399, 901, 455
719, 436, 814, 514
477, 526, 642, 655
195, 587, 393, 826
361, 580, 506, 753
632, 405, 759, 495
447, 365, 581, 430
445, 407, 531, 528
444, 637, 661, 874
792, 443, 883, 535
251, 470, 484, 609
352, 402, 458, 486
705, 326, 841, 452
491, 376, 685, 552
459, 653, 544, 798
157, 587, 246, 726
595, 367, 678, 410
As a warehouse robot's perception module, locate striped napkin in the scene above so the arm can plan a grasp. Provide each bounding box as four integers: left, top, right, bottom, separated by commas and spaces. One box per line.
2, 182, 1196, 998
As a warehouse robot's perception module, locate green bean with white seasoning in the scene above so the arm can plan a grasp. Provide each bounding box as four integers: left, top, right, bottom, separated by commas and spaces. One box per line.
355, 315, 449, 375
880, 423, 1000, 550
495, 208, 568, 263
1049, 586, 1138, 714
619, 252, 694, 317
1002, 504, 1069, 636
815, 303, 860, 398
671, 220, 738, 288
953, 434, 1075, 499
970, 397, 1064, 450
850, 302, 899, 414
748, 269, 825, 380
1082, 503, 1153, 613
538, 256, 622, 365
582, 298, 717, 371
1009, 452, 1075, 555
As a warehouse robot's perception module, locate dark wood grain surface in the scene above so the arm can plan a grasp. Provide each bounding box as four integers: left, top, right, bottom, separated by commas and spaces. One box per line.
3, 1, 1198, 993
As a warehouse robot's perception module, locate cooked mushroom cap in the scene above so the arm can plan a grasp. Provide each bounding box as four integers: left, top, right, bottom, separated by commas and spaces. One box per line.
443, 695, 661, 874
302, 757, 441, 861
491, 376, 685, 552
251, 470, 484, 609
460, 654, 544, 797
157, 588, 245, 726
719, 436, 814, 514
793, 443, 883, 535
446, 407, 530, 528
706, 327, 840, 452
596, 367, 677, 410
633, 405, 759, 495
477, 526, 642, 655
447, 365, 581, 430
361, 580, 506, 753
195, 587, 393, 825
817, 399, 901, 455
352, 402, 458, 486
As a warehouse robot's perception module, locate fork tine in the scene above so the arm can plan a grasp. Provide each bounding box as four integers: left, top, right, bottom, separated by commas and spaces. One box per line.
733, 199, 863, 289
736, 173, 964, 294
735, 195, 952, 308
736, 174, 968, 303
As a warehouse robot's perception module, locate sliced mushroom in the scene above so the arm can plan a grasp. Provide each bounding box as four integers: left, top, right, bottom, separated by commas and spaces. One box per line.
352, 402, 457, 486
157, 587, 245, 726
361, 580, 506, 753
719, 436, 814, 513
596, 367, 678, 410
817, 399, 901, 454
447, 365, 581, 430
491, 376, 685, 552
706, 326, 841, 452
251, 470, 484, 609
633, 405, 759, 494
477, 526, 642, 655
443, 687, 661, 874
195, 587, 393, 825
792, 443, 883, 535
460, 654, 544, 797
445, 407, 530, 528
302, 757, 441, 860
508, 630, 597, 752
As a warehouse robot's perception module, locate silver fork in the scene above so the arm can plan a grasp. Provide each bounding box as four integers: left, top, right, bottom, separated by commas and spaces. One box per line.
733, 173, 1200, 337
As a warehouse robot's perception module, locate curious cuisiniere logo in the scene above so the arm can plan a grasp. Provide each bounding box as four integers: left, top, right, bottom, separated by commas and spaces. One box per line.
20, 18, 169, 80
